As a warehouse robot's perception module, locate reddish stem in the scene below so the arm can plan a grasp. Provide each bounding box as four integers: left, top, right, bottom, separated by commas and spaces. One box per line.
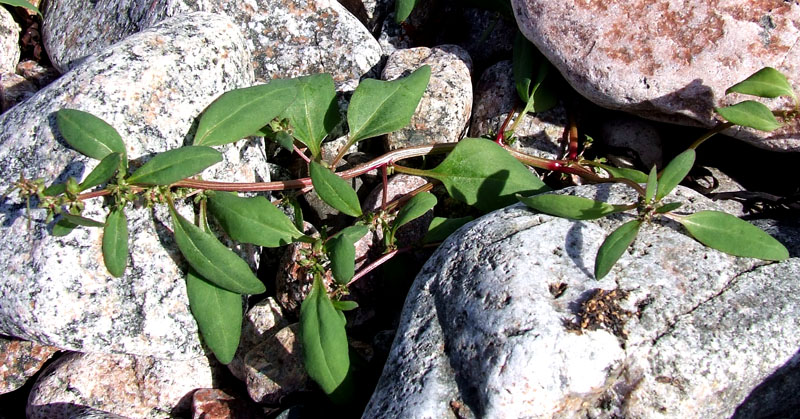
381, 164, 389, 211
294, 145, 311, 163
495, 103, 517, 145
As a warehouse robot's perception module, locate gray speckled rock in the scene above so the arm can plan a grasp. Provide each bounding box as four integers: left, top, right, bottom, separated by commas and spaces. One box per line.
470, 60, 564, 160
243, 324, 314, 404
0, 338, 60, 393
1, 72, 37, 113
0, 7, 20, 74
512, 0, 800, 151
0, 12, 256, 359
600, 116, 663, 169
383, 45, 473, 149
364, 184, 799, 418
228, 297, 289, 382
43, 0, 381, 89
26, 352, 217, 418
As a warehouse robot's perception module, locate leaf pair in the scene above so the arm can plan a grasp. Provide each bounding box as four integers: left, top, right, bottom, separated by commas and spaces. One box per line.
715, 67, 796, 131
513, 31, 557, 113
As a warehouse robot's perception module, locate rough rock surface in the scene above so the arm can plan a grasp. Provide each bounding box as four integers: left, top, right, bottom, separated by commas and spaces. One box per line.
243, 324, 313, 404
27, 352, 216, 418
0, 12, 256, 358
364, 184, 799, 418
228, 297, 289, 382
600, 116, 663, 169
470, 60, 565, 159
0, 6, 20, 74
43, 0, 382, 88
383, 45, 473, 149
512, 0, 800, 151
1, 72, 37, 113
0, 338, 59, 393
191, 388, 266, 419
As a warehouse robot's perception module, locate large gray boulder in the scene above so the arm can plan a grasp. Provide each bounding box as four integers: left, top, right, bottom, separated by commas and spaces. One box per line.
364, 184, 799, 418
0, 12, 258, 359
42, 0, 382, 88
511, 0, 800, 151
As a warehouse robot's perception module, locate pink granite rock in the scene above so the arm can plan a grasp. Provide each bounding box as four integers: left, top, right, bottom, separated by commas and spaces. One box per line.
512, 0, 800, 151
0, 338, 59, 393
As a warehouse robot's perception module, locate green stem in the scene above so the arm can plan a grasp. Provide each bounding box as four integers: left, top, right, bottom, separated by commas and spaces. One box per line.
688, 122, 734, 150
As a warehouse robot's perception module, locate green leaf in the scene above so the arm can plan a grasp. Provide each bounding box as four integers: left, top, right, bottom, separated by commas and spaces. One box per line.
347, 66, 430, 144
62, 214, 104, 228
391, 192, 437, 237
513, 31, 556, 112
332, 300, 359, 311
52, 218, 77, 236
656, 149, 695, 201
645, 166, 658, 203
186, 269, 243, 364
678, 211, 788, 261
715, 101, 782, 132
194, 79, 298, 146
595, 220, 641, 279
207, 192, 304, 247
282, 74, 340, 158
170, 207, 266, 294
103, 208, 129, 277
43, 183, 66, 197
1, 0, 42, 16
726, 67, 796, 100
423, 216, 473, 244
300, 275, 350, 395
56, 109, 127, 166
327, 225, 369, 285
79, 152, 121, 191
273, 131, 296, 151
395, 0, 420, 23
127, 146, 222, 185
309, 161, 362, 217
424, 137, 549, 212
518, 193, 628, 220
655, 202, 683, 213
599, 164, 649, 183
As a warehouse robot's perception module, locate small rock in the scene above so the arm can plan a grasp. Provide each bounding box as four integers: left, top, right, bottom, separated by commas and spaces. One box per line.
600, 116, 663, 169
383, 45, 473, 149
27, 352, 217, 418
0, 7, 20, 74
470, 60, 564, 160
16, 59, 60, 88
0, 337, 59, 393
243, 324, 314, 404
0, 12, 255, 358
43, 0, 382, 89
512, 0, 800, 151
1, 72, 37, 113
191, 388, 266, 419
436, 1, 516, 72
228, 297, 289, 382
365, 183, 798, 417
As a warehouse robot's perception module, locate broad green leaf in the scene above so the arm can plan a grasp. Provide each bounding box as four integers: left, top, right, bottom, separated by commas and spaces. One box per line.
52, 218, 77, 236
391, 192, 437, 237
655, 202, 683, 213
347, 66, 430, 144
194, 79, 298, 146
656, 149, 695, 201
327, 225, 369, 285
62, 214, 104, 228
79, 152, 121, 191
423, 216, 473, 244
103, 208, 129, 277
678, 211, 788, 261
207, 192, 304, 247
186, 269, 243, 364
715, 101, 782, 132
170, 207, 266, 294
645, 166, 658, 203
395, 0, 420, 23
309, 161, 362, 217
726, 67, 796, 100
595, 220, 641, 279
1, 0, 42, 16
127, 146, 221, 185
300, 275, 350, 395
282, 74, 340, 158
424, 137, 549, 212
599, 164, 648, 183
56, 109, 127, 165
332, 300, 359, 311
518, 193, 628, 220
